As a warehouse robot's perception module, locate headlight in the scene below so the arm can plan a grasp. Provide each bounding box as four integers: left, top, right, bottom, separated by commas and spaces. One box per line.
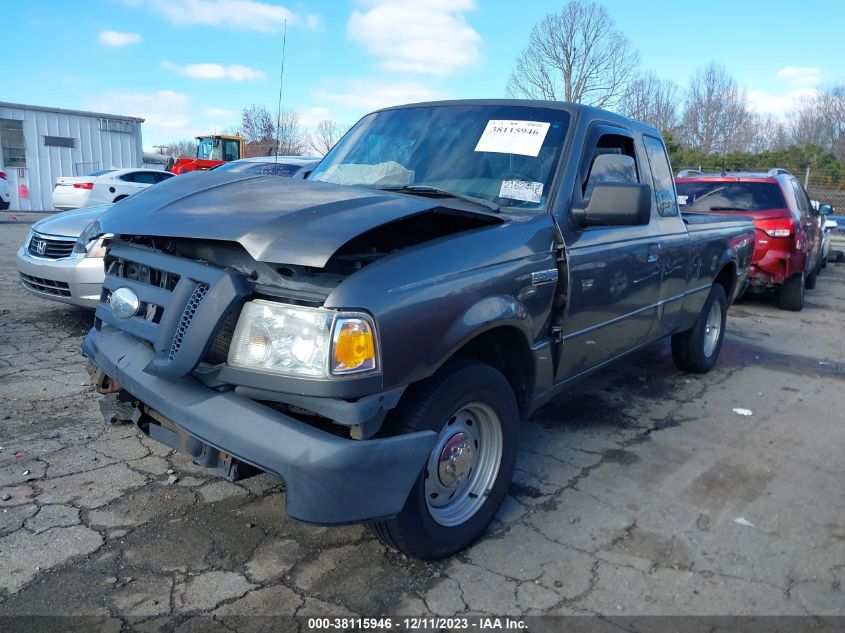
22, 229, 34, 249
227, 300, 378, 378
73, 220, 110, 258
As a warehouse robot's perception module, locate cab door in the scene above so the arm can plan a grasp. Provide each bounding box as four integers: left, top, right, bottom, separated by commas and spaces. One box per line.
554, 126, 662, 382
642, 134, 690, 339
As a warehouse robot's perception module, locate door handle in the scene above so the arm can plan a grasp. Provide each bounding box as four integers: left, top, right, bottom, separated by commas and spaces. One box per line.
647, 243, 660, 263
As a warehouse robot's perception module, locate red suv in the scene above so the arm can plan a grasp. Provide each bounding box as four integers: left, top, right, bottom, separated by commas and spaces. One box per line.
676, 170, 824, 311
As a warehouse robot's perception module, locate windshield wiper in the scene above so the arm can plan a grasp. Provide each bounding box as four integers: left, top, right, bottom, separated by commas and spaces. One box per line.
379, 185, 500, 212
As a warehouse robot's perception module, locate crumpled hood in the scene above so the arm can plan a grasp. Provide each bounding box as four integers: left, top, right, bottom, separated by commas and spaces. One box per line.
97, 171, 489, 267
34, 204, 113, 238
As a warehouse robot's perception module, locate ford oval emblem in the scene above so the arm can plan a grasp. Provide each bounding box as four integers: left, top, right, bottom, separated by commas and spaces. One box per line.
110, 287, 140, 319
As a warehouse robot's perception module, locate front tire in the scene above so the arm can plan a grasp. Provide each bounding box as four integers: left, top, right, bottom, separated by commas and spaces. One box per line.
672, 283, 728, 374
777, 272, 805, 311
369, 360, 519, 559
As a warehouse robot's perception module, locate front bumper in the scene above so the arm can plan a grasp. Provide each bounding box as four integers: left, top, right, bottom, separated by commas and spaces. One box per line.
16, 247, 105, 308
82, 325, 437, 525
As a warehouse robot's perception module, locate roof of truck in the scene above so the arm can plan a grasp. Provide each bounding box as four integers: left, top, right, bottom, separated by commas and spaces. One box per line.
374, 99, 661, 136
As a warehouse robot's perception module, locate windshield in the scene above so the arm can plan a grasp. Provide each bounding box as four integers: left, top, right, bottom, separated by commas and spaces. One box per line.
676, 181, 788, 211
87, 169, 115, 177
197, 138, 223, 161
308, 105, 570, 211
214, 161, 307, 176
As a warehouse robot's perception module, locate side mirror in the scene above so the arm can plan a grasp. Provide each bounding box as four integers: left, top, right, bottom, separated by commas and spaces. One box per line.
573, 183, 652, 227
819, 203, 833, 215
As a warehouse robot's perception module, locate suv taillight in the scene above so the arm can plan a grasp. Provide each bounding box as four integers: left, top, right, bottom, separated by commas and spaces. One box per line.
73, 182, 94, 190
758, 217, 793, 238
0, 171, 6, 180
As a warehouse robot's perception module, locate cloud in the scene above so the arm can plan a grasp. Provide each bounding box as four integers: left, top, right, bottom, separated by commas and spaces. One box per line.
747, 88, 819, 116
347, 0, 481, 75
87, 90, 194, 139
145, 0, 319, 33
204, 107, 236, 118
298, 106, 334, 130
98, 30, 143, 46
315, 79, 445, 112
162, 61, 266, 81
776, 66, 822, 87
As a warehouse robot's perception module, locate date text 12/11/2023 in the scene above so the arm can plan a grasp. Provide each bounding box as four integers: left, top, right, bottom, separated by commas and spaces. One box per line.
305, 616, 528, 630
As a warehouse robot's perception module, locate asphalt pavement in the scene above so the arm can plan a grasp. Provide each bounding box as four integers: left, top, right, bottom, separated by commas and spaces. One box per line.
0, 219, 843, 630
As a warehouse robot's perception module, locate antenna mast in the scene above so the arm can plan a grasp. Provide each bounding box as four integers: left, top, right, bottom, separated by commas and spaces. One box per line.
275, 20, 288, 161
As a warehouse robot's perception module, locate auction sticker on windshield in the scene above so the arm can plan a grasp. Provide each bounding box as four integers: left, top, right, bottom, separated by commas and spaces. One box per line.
500, 179, 543, 203
475, 120, 550, 157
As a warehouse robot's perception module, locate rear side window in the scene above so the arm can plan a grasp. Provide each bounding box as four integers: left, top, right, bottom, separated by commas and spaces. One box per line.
157, 172, 174, 182
643, 136, 678, 217
131, 172, 159, 185
790, 181, 812, 215
676, 181, 787, 212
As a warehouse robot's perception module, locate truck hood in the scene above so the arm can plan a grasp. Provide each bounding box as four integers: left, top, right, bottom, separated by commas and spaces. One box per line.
34, 204, 113, 238
98, 171, 501, 268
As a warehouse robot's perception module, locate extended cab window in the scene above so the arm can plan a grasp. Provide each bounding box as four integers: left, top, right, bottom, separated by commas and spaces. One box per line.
582, 133, 638, 202
643, 136, 678, 217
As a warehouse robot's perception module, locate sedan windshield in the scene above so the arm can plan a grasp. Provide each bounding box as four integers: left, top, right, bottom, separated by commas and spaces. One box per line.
308, 104, 571, 211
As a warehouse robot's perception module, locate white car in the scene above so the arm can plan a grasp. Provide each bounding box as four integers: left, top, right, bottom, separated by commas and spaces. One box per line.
17, 204, 112, 308
52, 168, 174, 210
0, 169, 10, 210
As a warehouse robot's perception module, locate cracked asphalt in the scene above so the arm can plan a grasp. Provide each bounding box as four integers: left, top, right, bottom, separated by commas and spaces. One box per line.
1, 217, 844, 629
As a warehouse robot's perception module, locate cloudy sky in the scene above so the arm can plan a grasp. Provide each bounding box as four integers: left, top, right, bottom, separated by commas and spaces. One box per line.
8, 0, 844, 149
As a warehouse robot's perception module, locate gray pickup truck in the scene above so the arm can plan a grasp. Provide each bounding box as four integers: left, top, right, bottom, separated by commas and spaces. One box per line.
83, 100, 754, 559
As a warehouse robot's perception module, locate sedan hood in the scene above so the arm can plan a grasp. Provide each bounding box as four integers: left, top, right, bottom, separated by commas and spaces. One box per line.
98, 171, 500, 267
34, 204, 113, 238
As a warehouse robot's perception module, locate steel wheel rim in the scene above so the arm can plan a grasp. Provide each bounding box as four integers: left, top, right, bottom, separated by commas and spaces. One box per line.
424, 402, 503, 527
703, 300, 722, 357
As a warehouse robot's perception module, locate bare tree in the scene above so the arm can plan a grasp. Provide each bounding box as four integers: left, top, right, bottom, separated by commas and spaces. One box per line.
240, 105, 275, 145
277, 109, 306, 156
789, 86, 845, 159
308, 120, 348, 155
161, 139, 196, 159
680, 63, 753, 154
747, 114, 789, 153
506, 1, 639, 108
618, 71, 680, 133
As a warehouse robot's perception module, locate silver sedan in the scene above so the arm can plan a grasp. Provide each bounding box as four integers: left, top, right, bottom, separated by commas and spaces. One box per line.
16, 205, 111, 309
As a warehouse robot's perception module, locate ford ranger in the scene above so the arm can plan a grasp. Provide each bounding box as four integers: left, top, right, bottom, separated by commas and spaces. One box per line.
82, 100, 754, 559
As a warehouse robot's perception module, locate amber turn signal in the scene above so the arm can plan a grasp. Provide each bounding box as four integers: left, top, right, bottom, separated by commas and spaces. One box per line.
332, 317, 377, 374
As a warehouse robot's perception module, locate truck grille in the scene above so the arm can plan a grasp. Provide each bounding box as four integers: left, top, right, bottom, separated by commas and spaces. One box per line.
95, 242, 250, 380
28, 233, 75, 259
20, 273, 72, 297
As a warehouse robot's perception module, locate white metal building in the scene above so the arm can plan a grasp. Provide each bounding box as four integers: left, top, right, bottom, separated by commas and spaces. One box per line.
0, 102, 144, 211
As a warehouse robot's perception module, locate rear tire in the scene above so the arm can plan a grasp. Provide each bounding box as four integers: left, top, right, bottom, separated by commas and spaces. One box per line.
777, 272, 805, 311
369, 360, 519, 560
672, 283, 727, 374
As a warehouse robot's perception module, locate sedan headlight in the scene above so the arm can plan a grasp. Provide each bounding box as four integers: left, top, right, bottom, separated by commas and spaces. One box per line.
73, 220, 110, 258
228, 300, 378, 378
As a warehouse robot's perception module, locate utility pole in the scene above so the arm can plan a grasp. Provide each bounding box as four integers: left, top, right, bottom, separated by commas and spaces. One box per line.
804, 165, 811, 188
153, 145, 167, 155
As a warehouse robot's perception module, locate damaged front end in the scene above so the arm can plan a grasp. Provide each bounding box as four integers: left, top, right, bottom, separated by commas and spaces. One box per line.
81, 202, 498, 522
